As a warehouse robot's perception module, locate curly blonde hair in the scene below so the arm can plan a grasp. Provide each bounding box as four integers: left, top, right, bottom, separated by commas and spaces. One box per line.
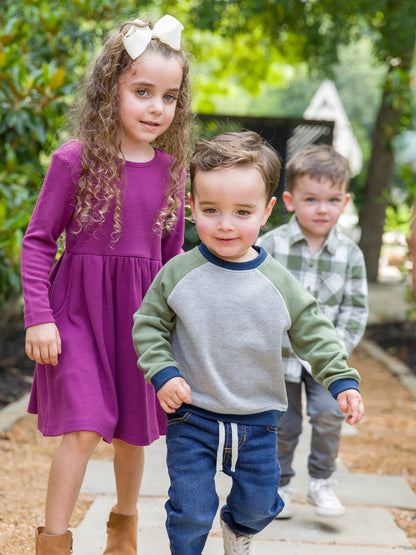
71, 18, 191, 240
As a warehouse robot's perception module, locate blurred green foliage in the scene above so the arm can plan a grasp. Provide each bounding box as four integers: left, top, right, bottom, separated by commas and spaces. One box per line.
0, 0, 153, 308
1, 0, 416, 306
160, 0, 416, 281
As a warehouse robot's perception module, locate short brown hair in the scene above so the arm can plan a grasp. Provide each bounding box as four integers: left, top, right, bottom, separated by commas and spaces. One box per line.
285, 145, 350, 193
189, 131, 281, 202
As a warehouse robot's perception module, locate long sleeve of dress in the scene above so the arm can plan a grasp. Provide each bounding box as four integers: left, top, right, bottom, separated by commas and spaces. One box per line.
21, 149, 79, 328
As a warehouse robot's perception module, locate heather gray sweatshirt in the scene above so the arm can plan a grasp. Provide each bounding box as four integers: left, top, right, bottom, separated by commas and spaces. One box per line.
132, 244, 360, 426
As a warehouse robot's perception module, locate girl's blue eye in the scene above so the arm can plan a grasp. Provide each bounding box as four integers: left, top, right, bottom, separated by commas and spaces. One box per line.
164, 94, 177, 102
203, 208, 217, 214
237, 210, 250, 216
136, 89, 148, 97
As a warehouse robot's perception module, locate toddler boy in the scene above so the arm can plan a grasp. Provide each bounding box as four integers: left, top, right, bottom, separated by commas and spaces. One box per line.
132, 132, 364, 554
258, 144, 368, 518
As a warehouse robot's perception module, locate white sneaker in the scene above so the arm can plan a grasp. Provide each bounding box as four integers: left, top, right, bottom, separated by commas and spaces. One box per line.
275, 484, 293, 519
221, 518, 255, 555
307, 478, 345, 516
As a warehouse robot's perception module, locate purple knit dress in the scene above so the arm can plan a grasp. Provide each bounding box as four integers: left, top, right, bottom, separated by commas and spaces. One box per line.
21, 141, 184, 445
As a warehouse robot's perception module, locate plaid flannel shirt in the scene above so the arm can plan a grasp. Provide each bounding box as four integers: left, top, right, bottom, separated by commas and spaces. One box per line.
257, 215, 368, 383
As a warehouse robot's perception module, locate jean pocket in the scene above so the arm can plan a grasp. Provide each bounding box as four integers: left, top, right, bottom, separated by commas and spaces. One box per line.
166, 411, 191, 427
266, 426, 278, 434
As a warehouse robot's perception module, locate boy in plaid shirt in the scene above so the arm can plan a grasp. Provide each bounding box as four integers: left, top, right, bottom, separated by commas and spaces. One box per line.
258, 145, 368, 518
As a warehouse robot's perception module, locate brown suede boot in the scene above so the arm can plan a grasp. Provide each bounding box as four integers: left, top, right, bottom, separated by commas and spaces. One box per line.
35, 526, 73, 554
103, 507, 138, 555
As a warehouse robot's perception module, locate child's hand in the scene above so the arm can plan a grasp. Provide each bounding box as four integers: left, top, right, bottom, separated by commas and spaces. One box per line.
25, 323, 62, 366
157, 377, 192, 413
337, 389, 364, 425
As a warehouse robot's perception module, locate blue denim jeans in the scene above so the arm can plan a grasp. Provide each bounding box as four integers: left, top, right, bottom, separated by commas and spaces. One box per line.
165, 410, 283, 555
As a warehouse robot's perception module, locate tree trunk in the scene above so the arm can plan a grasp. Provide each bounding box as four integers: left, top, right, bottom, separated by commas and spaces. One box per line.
358, 81, 399, 282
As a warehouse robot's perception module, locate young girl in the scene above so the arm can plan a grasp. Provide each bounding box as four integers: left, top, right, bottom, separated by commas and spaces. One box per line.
21, 15, 191, 554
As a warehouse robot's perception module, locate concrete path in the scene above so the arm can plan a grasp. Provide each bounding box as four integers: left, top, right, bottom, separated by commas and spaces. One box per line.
73, 418, 416, 553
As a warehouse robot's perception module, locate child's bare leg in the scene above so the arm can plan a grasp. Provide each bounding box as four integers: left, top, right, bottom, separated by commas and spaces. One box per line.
45, 431, 101, 534
112, 439, 144, 514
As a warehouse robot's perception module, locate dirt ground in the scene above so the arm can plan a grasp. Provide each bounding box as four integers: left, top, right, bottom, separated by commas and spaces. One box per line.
0, 343, 415, 553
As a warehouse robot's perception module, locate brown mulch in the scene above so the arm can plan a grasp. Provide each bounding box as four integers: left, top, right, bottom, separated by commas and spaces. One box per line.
0, 338, 416, 552
365, 319, 416, 370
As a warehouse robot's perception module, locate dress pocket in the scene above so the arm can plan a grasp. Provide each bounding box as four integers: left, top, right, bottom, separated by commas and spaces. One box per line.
48, 267, 71, 318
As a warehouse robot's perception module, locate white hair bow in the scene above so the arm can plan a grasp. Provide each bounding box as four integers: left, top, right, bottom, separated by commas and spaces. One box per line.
123, 14, 184, 60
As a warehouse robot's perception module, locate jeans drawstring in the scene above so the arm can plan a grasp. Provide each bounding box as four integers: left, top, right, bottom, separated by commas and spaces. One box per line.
216, 421, 225, 471
216, 422, 239, 473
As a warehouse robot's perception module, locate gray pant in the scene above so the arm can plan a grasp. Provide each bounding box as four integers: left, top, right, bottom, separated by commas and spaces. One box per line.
278, 368, 344, 486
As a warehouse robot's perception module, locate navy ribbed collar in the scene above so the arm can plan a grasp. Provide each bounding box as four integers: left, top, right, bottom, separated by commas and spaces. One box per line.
198, 243, 267, 270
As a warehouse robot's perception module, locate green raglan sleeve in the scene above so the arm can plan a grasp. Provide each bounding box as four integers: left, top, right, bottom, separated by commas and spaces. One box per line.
261, 256, 361, 391
287, 289, 361, 390
132, 261, 180, 385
